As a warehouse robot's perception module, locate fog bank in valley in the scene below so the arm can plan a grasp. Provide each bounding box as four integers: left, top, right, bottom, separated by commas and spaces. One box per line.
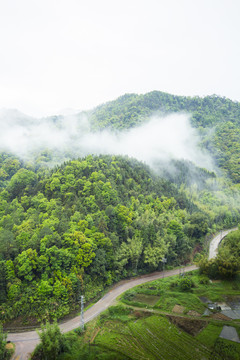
0, 109, 213, 171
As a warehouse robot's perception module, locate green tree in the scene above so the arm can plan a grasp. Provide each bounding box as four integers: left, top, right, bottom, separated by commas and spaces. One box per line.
216, 246, 240, 279
144, 244, 167, 270
33, 322, 66, 360
64, 231, 95, 270
0, 324, 8, 360
0, 261, 7, 303
7, 168, 37, 199
127, 236, 143, 272
15, 249, 38, 281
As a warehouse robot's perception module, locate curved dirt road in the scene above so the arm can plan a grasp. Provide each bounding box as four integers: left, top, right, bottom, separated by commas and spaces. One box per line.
7, 228, 237, 359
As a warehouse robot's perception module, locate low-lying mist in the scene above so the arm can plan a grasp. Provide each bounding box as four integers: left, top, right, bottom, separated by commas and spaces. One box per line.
0, 109, 214, 172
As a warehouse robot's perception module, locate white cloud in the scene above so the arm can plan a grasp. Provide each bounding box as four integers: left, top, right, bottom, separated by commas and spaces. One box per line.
0, 110, 213, 171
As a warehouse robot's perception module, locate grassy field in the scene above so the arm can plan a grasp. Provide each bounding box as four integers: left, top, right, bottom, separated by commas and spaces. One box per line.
58, 271, 240, 360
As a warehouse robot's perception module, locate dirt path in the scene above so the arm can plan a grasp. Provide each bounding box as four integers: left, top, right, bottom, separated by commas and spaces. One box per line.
7, 228, 237, 359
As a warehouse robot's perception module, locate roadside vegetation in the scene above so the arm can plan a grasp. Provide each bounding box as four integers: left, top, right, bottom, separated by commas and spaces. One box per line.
0, 325, 14, 360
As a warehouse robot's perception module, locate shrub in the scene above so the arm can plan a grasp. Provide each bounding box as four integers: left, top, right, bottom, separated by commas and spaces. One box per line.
179, 277, 194, 291
170, 280, 179, 289
74, 327, 84, 336
0, 324, 10, 360
199, 275, 210, 285
108, 305, 131, 316
32, 322, 67, 360
212, 338, 240, 360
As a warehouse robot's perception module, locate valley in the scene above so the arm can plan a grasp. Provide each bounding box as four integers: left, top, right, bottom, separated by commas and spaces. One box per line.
0, 91, 240, 359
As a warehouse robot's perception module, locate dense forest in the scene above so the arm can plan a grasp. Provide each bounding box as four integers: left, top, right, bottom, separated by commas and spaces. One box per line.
0, 91, 240, 324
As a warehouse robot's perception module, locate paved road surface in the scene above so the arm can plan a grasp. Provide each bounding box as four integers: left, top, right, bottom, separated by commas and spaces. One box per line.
7, 228, 237, 359
208, 227, 237, 260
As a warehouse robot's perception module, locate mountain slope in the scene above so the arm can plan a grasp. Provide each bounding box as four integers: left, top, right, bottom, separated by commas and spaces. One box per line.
89, 91, 240, 182
0, 154, 239, 323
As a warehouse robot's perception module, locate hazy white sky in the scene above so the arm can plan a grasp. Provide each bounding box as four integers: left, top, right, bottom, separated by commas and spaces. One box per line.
0, 0, 239, 117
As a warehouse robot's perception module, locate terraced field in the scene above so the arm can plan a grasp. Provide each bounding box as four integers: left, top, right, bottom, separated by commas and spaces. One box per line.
96, 315, 212, 360
82, 272, 240, 360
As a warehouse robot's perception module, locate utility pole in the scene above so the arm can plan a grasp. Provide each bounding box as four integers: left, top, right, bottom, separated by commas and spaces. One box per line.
80, 295, 85, 331
180, 266, 185, 277
161, 257, 167, 278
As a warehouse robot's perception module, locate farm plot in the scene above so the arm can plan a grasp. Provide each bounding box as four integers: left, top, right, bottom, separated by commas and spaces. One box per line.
94, 315, 211, 360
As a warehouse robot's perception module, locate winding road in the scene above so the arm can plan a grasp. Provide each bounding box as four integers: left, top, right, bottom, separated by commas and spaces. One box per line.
7, 228, 237, 359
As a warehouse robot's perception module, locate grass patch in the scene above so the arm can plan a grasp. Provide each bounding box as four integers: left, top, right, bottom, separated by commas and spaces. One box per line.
212, 338, 240, 360
98, 305, 134, 324
132, 293, 160, 306
196, 323, 223, 348
154, 291, 206, 313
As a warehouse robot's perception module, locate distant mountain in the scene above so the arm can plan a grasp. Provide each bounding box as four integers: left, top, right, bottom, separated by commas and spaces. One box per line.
1, 90, 240, 183
89, 91, 240, 129
88, 92, 240, 182
0, 108, 35, 126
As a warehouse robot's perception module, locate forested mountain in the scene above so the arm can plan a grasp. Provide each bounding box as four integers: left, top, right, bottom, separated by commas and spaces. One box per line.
0, 91, 240, 324
89, 91, 240, 183
1, 91, 240, 183
90, 92, 240, 129
0, 154, 239, 323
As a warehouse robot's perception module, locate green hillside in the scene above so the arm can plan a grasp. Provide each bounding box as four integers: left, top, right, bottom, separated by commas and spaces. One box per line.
0, 91, 240, 325
0, 153, 238, 324
90, 92, 240, 129
89, 91, 240, 183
